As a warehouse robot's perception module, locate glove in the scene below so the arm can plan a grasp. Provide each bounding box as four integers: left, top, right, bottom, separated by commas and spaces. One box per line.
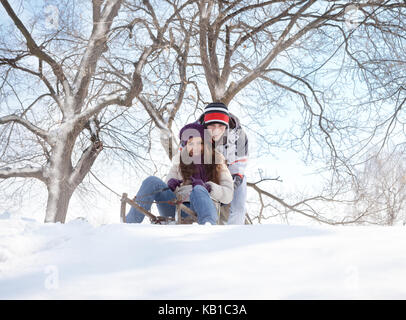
191, 177, 212, 193
232, 174, 244, 189
167, 178, 183, 191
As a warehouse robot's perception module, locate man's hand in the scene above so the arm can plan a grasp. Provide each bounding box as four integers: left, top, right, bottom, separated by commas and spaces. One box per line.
232, 174, 244, 189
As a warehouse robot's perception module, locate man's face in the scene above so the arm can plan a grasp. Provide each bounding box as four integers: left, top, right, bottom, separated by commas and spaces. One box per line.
206, 123, 226, 141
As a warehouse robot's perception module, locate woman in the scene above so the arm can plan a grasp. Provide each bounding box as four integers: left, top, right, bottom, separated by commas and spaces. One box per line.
126, 123, 234, 225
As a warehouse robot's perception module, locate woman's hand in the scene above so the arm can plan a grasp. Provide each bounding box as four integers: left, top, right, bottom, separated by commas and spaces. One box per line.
191, 177, 212, 193
167, 178, 183, 191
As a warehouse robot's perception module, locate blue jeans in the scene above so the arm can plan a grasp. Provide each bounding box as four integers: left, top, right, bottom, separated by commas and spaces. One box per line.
126, 176, 218, 225
228, 175, 247, 225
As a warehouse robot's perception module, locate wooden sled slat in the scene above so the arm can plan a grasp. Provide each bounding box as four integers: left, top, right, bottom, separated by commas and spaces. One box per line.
120, 193, 127, 223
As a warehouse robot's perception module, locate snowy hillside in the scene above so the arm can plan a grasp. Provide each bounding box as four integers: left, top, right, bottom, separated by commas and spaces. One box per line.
1, 213, 406, 299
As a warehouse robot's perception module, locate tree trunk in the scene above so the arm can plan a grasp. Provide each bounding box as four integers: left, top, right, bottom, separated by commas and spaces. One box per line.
43, 130, 75, 223
43, 123, 102, 223
44, 181, 73, 223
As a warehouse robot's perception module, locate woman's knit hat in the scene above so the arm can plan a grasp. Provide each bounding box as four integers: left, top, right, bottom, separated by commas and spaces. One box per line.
203, 102, 229, 127
179, 122, 205, 146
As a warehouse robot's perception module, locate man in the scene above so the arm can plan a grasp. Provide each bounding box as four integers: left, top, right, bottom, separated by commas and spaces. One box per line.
196, 102, 248, 225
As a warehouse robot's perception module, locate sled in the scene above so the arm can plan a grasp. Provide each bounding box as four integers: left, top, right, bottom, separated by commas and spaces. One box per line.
120, 192, 222, 225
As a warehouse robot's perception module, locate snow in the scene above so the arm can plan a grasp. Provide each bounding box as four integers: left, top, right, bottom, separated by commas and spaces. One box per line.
1, 214, 406, 299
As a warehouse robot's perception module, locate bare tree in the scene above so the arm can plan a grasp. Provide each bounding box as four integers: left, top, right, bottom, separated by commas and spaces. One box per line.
191, 0, 406, 224
109, 0, 200, 160
0, 0, 129, 223
0, 0, 201, 223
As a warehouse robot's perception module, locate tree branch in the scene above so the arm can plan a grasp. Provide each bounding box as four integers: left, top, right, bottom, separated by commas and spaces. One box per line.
247, 180, 376, 225
0, 0, 69, 92
0, 115, 49, 141
69, 140, 103, 188
72, 0, 122, 113
0, 166, 45, 181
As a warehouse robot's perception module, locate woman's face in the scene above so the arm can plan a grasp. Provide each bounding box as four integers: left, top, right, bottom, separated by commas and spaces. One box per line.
186, 136, 203, 157
207, 123, 226, 141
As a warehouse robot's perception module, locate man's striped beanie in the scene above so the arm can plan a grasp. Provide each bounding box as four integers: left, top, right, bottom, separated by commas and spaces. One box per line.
203, 102, 229, 127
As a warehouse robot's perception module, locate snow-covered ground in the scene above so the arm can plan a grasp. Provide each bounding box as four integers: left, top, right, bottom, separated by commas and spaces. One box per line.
1, 212, 406, 299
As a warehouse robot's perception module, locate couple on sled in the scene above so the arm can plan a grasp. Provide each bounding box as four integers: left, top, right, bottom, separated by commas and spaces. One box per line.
126, 102, 248, 225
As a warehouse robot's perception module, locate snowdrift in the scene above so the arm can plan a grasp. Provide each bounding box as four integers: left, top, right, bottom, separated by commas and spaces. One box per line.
1, 213, 406, 299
